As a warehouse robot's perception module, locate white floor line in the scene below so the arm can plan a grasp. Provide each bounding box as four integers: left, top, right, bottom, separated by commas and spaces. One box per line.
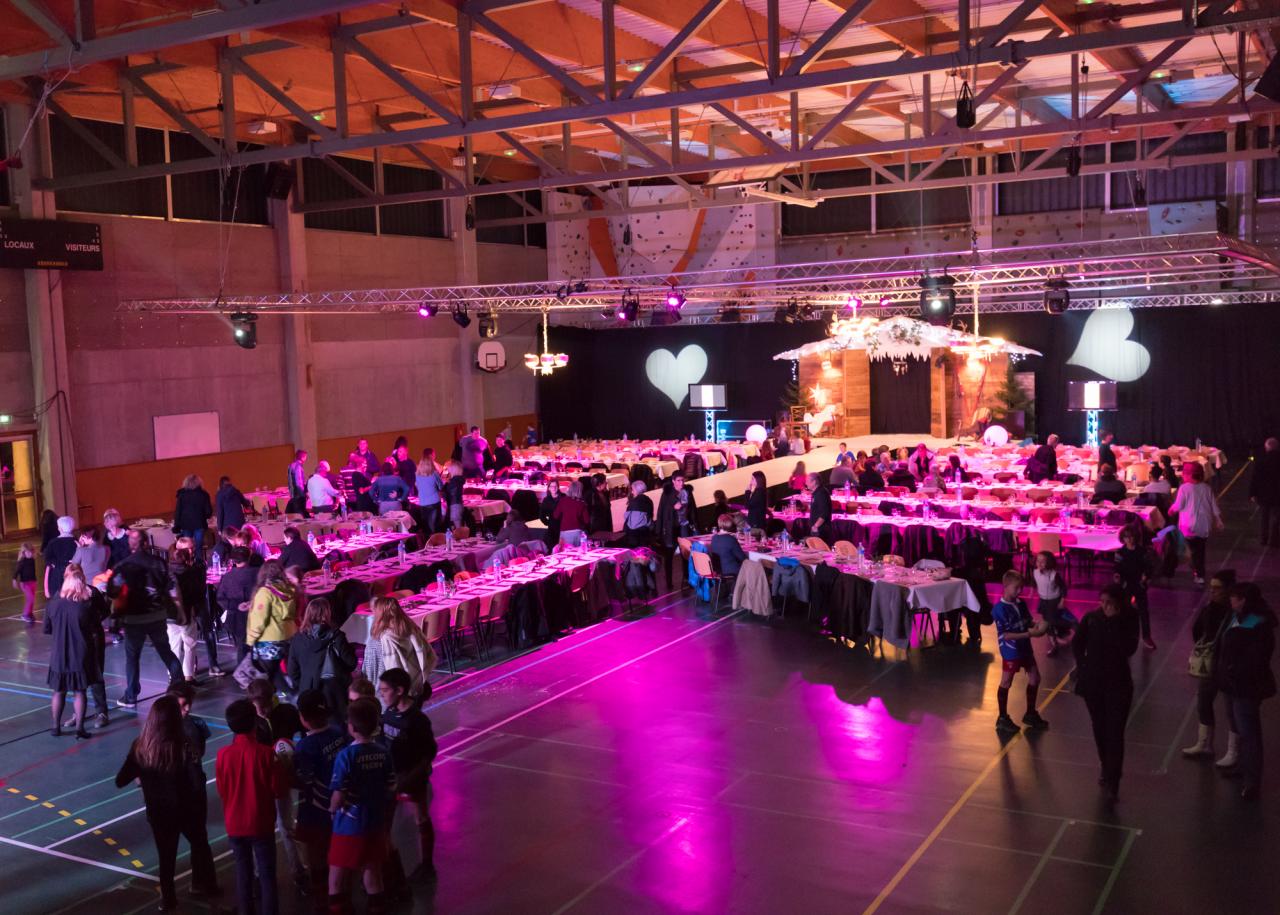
0, 833, 158, 882
548, 816, 690, 915
45, 777, 216, 850
437, 611, 741, 759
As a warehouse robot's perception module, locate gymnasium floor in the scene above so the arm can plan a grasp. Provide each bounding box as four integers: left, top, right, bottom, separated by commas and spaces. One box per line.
0, 476, 1275, 914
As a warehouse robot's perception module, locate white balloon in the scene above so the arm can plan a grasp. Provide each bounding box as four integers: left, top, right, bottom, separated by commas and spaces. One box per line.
745, 423, 768, 444
983, 424, 1010, 447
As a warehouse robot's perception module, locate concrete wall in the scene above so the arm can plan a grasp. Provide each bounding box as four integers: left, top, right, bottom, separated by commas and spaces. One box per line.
0, 207, 546, 521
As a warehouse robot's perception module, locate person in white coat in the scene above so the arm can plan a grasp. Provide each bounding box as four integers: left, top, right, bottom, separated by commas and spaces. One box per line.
1169, 461, 1223, 585
361, 596, 437, 698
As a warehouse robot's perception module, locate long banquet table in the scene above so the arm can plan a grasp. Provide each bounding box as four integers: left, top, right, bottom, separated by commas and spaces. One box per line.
691, 534, 980, 649
339, 546, 635, 647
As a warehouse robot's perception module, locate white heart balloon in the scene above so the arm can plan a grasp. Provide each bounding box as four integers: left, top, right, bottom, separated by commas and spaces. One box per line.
645, 345, 708, 409
1066, 307, 1151, 383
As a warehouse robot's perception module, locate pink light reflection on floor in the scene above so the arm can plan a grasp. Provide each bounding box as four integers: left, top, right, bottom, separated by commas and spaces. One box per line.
800, 682, 916, 786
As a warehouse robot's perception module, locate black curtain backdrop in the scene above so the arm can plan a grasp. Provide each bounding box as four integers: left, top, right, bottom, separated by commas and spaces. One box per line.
536, 321, 827, 441
870, 356, 931, 434
978, 302, 1280, 452
536, 304, 1280, 454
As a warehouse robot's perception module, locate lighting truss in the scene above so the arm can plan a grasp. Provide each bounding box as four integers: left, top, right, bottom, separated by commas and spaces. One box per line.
118, 233, 1280, 324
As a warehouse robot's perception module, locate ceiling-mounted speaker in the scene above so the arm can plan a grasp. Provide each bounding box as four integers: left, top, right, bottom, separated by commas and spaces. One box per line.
1255, 53, 1280, 102
264, 162, 295, 200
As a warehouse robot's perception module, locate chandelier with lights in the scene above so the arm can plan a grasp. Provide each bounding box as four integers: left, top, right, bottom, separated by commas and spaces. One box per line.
525, 310, 569, 375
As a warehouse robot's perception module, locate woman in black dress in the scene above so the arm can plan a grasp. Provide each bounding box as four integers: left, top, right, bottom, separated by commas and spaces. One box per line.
116, 695, 218, 908
45, 564, 104, 738
1072, 583, 1140, 801
745, 470, 769, 531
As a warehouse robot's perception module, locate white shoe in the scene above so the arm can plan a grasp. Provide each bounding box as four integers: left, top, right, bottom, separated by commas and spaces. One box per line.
1215, 733, 1239, 768
1182, 724, 1213, 758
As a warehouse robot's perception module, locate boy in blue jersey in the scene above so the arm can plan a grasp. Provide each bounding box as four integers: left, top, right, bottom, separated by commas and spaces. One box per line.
992, 570, 1050, 734
328, 697, 395, 914
293, 691, 350, 901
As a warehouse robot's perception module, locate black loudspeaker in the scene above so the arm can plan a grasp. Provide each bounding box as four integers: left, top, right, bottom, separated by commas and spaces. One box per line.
1255, 54, 1280, 102
264, 162, 296, 200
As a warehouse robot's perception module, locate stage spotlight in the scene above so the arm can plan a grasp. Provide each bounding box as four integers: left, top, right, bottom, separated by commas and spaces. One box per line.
1043, 278, 1070, 315
841, 294, 862, 316
452, 303, 472, 328
478, 310, 498, 338
417, 301, 438, 318
573, 280, 588, 294
797, 300, 818, 321
555, 285, 569, 301
664, 287, 686, 311
919, 273, 956, 325
775, 298, 799, 324
230, 312, 257, 349
616, 289, 639, 322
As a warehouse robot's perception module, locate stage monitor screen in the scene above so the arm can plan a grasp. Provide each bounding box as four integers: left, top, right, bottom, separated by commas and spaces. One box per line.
689, 383, 726, 410
1067, 380, 1117, 411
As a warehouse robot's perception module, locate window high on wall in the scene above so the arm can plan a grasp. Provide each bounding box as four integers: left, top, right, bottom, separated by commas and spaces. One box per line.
1110, 133, 1227, 208
780, 160, 972, 236
996, 144, 1105, 215
52, 117, 167, 217
474, 186, 546, 248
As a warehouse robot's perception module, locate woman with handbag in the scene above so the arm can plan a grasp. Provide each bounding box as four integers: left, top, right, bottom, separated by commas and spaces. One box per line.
1072, 584, 1140, 802
245, 560, 298, 697
287, 598, 357, 716
1182, 569, 1238, 759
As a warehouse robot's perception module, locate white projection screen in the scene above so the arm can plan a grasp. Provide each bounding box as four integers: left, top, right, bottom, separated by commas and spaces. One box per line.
153, 412, 221, 460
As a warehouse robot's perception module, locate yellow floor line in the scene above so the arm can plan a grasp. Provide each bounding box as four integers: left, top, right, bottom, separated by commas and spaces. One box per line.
862, 669, 1075, 915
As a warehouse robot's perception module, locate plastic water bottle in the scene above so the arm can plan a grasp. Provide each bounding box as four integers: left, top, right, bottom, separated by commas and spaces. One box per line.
781, 529, 790, 551
435, 570, 446, 593
397, 540, 407, 564
307, 530, 317, 549
445, 529, 454, 553
212, 554, 221, 575
856, 543, 866, 572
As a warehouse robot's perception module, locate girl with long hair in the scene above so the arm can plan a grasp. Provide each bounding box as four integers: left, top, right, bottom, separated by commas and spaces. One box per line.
116, 695, 218, 908
246, 560, 298, 695
361, 596, 436, 696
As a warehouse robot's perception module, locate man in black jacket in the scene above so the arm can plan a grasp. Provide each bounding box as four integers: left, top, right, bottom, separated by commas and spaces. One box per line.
655, 473, 698, 590
215, 547, 257, 663
216, 476, 252, 531
278, 526, 321, 574
1026, 434, 1060, 483
857, 461, 886, 494
110, 531, 185, 708
1250, 436, 1280, 545
807, 473, 833, 544
1098, 432, 1117, 475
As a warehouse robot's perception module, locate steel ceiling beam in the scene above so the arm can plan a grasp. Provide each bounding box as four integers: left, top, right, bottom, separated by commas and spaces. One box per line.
32, 7, 1280, 193
286, 98, 1278, 214
468, 142, 1274, 228
618, 0, 730, 99
0, 0, 385, 82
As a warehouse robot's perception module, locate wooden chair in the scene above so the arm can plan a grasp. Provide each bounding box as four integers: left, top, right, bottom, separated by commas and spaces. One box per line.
453, 526, 471, 540
804, 536, 829, 551
420, 607, 454, 674
451, 597, 483, 660
833, 540, 856, 557
690, 550, 730, 613
453, 571, 475, 582
426, 533, 447, 547
476, 589, 511, 653
882, 554, 905, 567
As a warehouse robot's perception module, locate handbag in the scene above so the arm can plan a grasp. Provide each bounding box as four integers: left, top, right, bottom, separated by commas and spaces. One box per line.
1187, 612, 1230, 679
